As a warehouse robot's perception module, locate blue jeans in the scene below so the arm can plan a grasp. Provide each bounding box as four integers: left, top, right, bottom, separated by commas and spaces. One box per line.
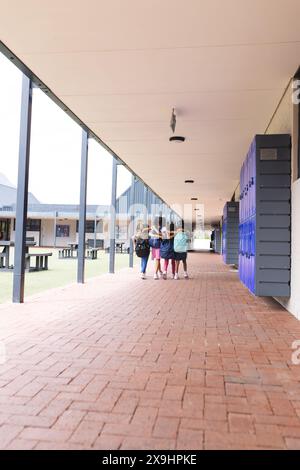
141, 255, 149, 273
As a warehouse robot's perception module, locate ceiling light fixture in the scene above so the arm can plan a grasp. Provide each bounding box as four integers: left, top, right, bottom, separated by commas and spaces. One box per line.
191, 197, 198, 201
185, 179, 194, 184
170, 108, 176, 133
169, 135, 185, 143
169, 108, 185, 143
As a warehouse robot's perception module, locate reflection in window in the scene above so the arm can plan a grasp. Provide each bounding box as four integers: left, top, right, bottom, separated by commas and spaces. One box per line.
56, 225, 70, 238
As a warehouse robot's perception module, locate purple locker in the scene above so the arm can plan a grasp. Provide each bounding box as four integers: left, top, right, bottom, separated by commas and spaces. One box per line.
250, 140, 256, 218
251, 216, 256, 293
240, 164, 243, 222
246, 154, 248, 219
245, 221, 248, 290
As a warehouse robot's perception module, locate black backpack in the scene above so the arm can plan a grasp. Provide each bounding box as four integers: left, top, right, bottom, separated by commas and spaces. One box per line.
135, 238, 150, 258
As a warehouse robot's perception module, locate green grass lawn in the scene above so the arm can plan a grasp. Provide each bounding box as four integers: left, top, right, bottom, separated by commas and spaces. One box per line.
0, 248, 137, 304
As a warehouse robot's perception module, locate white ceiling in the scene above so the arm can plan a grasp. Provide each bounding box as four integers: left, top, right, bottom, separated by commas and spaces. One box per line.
1, 0, 300, 223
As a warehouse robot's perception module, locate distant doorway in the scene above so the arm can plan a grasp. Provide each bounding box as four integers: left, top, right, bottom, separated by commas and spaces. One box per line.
0, 218, 11, 241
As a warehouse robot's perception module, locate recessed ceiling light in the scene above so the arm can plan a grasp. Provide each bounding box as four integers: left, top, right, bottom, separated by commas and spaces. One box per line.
169, 136, 185, 143
185, 179, 194, 184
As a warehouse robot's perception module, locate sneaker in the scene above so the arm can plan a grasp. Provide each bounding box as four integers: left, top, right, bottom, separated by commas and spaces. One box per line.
162, 271, 167, 280
141, 273, 146, 279
171, 274, 175, 280
174, 273, 179, 280
154, 273, 159, 280
184, 272, 189, 279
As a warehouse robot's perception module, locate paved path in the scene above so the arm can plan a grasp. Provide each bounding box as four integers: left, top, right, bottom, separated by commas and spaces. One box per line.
0, 252, 300, 450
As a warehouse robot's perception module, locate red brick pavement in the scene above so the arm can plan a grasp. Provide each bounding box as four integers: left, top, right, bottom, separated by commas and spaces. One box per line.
0, 252, 300, 450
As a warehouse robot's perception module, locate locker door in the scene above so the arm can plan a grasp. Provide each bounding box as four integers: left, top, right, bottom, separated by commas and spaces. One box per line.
247, 154, 250, 221
239, 224, 244, 283
249, 145, 254, 218
249, 218, 255, 292
240, 163, 244, 223
253, 216, 256, 293
245, 221, 248, 286
222, 218, 226, 262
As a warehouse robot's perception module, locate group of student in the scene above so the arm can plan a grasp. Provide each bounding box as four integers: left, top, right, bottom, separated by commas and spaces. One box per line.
133, 221, 189, 280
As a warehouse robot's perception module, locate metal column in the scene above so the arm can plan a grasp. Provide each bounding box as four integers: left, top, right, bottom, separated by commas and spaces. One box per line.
143, 185, 148, 225
77, 129, 89, 284
12, 75, 33, 303
93, 214, 97, 249
129, 174, 135, 268
53, 210, 57, 247
151, 192, 156, 225
109, 158, 118, 273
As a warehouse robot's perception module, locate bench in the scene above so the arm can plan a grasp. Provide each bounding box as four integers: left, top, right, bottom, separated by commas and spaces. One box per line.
86, 247, 101, 260
87, 239, 103, 249
0, 252, 6, 269
58, 247, 77, 259
25, 252, 52, 272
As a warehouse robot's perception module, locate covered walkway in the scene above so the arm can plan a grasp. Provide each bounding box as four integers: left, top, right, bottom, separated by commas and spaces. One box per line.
0, 252, 300, 450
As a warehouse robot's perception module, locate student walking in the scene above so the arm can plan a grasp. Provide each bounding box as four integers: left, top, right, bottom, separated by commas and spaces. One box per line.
173, 226, 189, 280
160, 223, 176, 279
149, 223, 162, 280
133, 224, 150, 279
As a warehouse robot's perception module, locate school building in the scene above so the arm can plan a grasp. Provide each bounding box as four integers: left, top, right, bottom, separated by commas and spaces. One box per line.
0, 175, 173, 248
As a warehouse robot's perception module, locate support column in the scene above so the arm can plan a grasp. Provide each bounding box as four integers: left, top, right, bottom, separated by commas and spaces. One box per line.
151, 192, 156, 225
12, 75, 33, 303
53, 211, 57, 247
143, 185, 148, 226
129, 174, 135, 268
93, 214, 97, 248
77, 129, 89, 284
109, 158, 118, 273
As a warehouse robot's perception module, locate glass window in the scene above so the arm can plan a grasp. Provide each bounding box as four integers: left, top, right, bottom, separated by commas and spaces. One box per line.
26, 219, 41, 232
76, 220, 97, 233
56, 225, 70, 238
13, 218, 41, 231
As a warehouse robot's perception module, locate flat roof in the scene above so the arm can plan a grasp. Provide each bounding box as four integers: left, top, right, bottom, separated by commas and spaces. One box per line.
1, 1, 299, 223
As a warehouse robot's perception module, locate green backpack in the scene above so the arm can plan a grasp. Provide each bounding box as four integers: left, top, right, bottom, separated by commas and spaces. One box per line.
174, 231, 188, 253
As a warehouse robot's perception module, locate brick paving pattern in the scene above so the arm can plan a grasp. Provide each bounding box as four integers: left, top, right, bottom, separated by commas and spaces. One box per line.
0, 252, 300, 450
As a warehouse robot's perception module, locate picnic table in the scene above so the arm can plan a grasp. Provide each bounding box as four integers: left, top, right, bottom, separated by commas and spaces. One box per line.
59, 242, 101, 260
86, 247, 101, 260
116, 242, 125, 253
105, 242, 129, 254
58, 243, 78, 259
0, 240, 36, 271
25, 252, 53, 272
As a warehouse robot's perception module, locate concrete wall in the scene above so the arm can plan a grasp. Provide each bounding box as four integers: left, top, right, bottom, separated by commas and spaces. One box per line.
11, 227, 40, 245
266, 80, 300, 319
40, 218, 107, 247
280, 179, 300, 319
40, 219, 55, 246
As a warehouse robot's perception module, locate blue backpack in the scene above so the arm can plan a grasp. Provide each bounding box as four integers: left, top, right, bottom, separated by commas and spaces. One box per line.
160, 239, 174, 259
149, 229, 161, 248
174, 231, 188, 253
149, 236, 161, 249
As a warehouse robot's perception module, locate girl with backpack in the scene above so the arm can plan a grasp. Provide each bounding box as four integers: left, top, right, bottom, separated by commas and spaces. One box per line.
133, 224, 150, 279
173, 226, 189, 280
149, 223, 162, 280
160, 223, 176, 280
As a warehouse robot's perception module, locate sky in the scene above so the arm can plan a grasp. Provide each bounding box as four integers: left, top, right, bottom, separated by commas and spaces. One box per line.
0, 52, 132, 206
